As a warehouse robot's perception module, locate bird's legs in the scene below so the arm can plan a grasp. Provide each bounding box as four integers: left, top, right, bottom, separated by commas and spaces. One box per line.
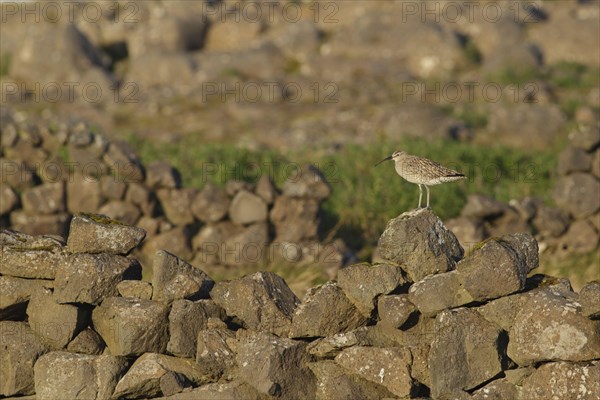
417, 184, 423, 208
426, 186, 430, 208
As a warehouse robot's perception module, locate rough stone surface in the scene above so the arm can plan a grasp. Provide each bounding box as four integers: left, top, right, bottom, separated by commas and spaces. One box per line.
471, 378, 519, 400
0, 158, 35, 191
558, 146, 593, 174
520, 360, 600, 400
499, 232, 540, 272
190, 183, 230, 223
508, 290, 600, 365
103, 141, 145, 183
335, 346, 414, 398
0, 276, 48, 320
66, 177, 103, 214
409, 270, 474, 316
191, 221, 239, 265
146, 161, 181, 190
99, 175, 127, 200
54, 253, 140, 305
0, 185, 19, 216
377, 208, 464, 282
289, 281, 368, 338
237, 331, 316, 398
532, 206, 570, 237
0, 321, 48, 397
579, 281, 600, 318
142, 226, 194, 263
117, 280, 153, 300
553, 173, 600, 218
26, 286, 89, 349
0, 232, 67, 279
195, 327, 237, 381
9, 211, 70, 237
92, 296, 170, 356
255, 175, 278, 205
167, 299, 225, 358
429, 308, 504, 398
377, 294, 416, 328
225, 180, 255, 196
160, 380, 264, 400
67, 213, 146, 255
557, 219, 600, 254
409, 344, 431, 389
456, 234, 538, 301
97, 201, 142, 226
220, 222, 269, 267
593, 148, 600, 178
477, 291, 531, 332
159, 371, 187, 397
66, 328, 105, 355
210, 272, 299, 337
504, 367, 534, 386
444, 216, 487, 250
486, 206, 531, 238
587, 211, 600, 232
113, 353, 209, 399
570, 124, 600, 151
337, 263, 407, 316
306, 328, 373, 359
156, 188, 197, 226
229, 190, 268, 225
125, 182, 156, 216
136, 216, 161, 236
21, 182, 65, 215
270, 196, 320, 242
34, 351, 128, 400
282, 164, 331, 200
309, 360, 395, 400
367, 312, 436, 349
152, 250, 214, 303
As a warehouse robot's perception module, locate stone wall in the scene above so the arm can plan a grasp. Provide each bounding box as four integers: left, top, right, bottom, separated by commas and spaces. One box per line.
446, 124, 600, 257
0, 108, 351, 278
1, 209, 598, 399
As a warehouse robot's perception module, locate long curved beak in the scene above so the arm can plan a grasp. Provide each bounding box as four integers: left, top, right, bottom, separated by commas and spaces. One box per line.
375, 155, 393, 167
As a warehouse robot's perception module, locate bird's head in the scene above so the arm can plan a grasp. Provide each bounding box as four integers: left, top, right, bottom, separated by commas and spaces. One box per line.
375, 150, 405, 166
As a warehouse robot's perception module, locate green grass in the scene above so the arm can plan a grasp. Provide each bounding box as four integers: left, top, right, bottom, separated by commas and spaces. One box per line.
0, 53, 11, 78
560, 98, 585, 120
487, 61, 600, 94
128, 135, 557, 255
284, 57, 302, 75
58, 146, 70, 162
548, 61, 600, 89
487, 64, 542, 86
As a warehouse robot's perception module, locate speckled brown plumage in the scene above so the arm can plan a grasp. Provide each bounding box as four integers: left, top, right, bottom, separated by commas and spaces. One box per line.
376, 150, 466, 208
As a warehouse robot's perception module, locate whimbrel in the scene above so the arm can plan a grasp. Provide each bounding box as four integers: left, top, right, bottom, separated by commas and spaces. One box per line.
375, 150, 466, 208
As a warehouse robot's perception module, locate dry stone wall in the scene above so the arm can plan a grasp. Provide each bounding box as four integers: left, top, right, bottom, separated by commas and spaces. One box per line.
1, 208, 599, 399
446, 124, 600, 257
0, 109, 352, 278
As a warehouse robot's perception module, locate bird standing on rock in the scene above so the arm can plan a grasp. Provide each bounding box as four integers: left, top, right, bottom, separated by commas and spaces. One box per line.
375, 150, 466, 209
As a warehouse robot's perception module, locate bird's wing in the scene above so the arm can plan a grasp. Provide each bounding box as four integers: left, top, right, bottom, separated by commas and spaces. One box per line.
404, 155, 464, 179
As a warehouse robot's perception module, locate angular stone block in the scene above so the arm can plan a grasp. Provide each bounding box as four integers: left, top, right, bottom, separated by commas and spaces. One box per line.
92, 297, 169, 356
